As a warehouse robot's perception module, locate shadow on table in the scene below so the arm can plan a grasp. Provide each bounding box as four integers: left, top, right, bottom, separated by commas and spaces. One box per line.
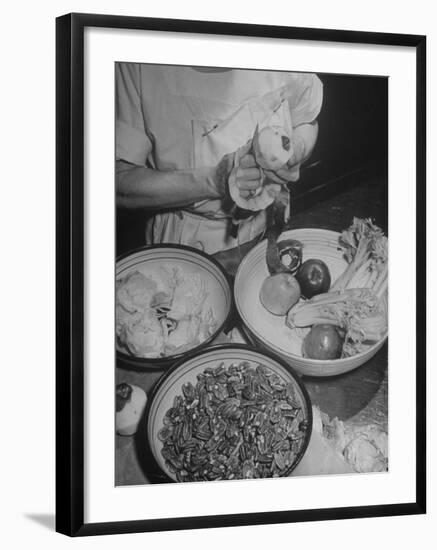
25, 513, 55, 531
303, 342, 388, 422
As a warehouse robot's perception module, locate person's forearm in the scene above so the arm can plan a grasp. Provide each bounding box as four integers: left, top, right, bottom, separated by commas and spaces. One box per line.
116, 160, 223, 209
293, 121, 319, 163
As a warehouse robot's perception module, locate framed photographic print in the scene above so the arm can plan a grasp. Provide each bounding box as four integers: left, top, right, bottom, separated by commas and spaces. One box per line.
56, 12, 426, 536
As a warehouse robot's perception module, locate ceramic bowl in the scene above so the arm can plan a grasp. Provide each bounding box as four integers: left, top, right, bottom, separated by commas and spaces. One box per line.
234, 228, 388, 377
145, 344, 312, 482
116, 245, 232, 369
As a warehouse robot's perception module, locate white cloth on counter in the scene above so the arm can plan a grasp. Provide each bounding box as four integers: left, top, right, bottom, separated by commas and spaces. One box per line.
293, 406, 388, 476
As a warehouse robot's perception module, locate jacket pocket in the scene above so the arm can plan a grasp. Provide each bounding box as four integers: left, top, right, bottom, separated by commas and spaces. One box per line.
192, 103, 255, 168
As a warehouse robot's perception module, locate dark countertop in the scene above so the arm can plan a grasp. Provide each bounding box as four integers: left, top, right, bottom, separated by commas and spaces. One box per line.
115, 172, 388, 485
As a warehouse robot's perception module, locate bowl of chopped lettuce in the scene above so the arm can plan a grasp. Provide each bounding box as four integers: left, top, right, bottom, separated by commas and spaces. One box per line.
235, 219, 388, 377
145, 344, 312, 482
116, 245, 232, 369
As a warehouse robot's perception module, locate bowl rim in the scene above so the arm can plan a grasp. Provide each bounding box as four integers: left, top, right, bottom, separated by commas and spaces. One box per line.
143, 342, 313, 483
234, 229, 388, 365
116, 244, 233, 367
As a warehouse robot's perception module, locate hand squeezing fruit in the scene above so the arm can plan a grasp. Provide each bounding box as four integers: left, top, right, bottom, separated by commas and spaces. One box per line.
228, 125, 294, 219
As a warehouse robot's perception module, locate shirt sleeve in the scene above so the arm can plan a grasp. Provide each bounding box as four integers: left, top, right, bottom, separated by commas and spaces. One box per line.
288, 73, 323, 128
115, 63, 153, 166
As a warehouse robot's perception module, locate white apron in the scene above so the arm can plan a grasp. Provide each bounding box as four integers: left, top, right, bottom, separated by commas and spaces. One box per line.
145, 86, 294, 254
116, 65, 322, 255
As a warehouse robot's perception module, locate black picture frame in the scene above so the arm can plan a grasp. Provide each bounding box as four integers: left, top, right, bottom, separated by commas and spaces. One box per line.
56, 12, 426, 537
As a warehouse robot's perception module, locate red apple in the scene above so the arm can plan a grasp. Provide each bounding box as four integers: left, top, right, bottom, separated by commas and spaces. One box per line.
302, 324, 344, 360
259, 273, 301, 316
296, 259, 331, 299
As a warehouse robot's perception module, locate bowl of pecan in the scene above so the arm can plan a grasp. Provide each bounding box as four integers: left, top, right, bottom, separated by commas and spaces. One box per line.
145, 344, 312, 482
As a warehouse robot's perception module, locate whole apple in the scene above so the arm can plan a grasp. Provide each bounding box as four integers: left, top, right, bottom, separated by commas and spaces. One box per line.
296, 259, 331, 299
302, 324, 344, 360
259, 273, 301, 316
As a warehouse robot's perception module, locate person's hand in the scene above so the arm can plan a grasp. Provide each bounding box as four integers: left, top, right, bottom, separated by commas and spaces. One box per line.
228, 140, 264, 199
214, 140, 263, 199
234, 150, 263, 199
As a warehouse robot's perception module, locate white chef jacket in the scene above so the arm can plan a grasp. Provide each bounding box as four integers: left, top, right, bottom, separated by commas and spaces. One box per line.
116, 64, 323, 254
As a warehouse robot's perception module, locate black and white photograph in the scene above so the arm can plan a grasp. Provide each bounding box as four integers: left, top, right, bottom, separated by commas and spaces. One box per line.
114, 63, 389, 485
1, 0, 431, 545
